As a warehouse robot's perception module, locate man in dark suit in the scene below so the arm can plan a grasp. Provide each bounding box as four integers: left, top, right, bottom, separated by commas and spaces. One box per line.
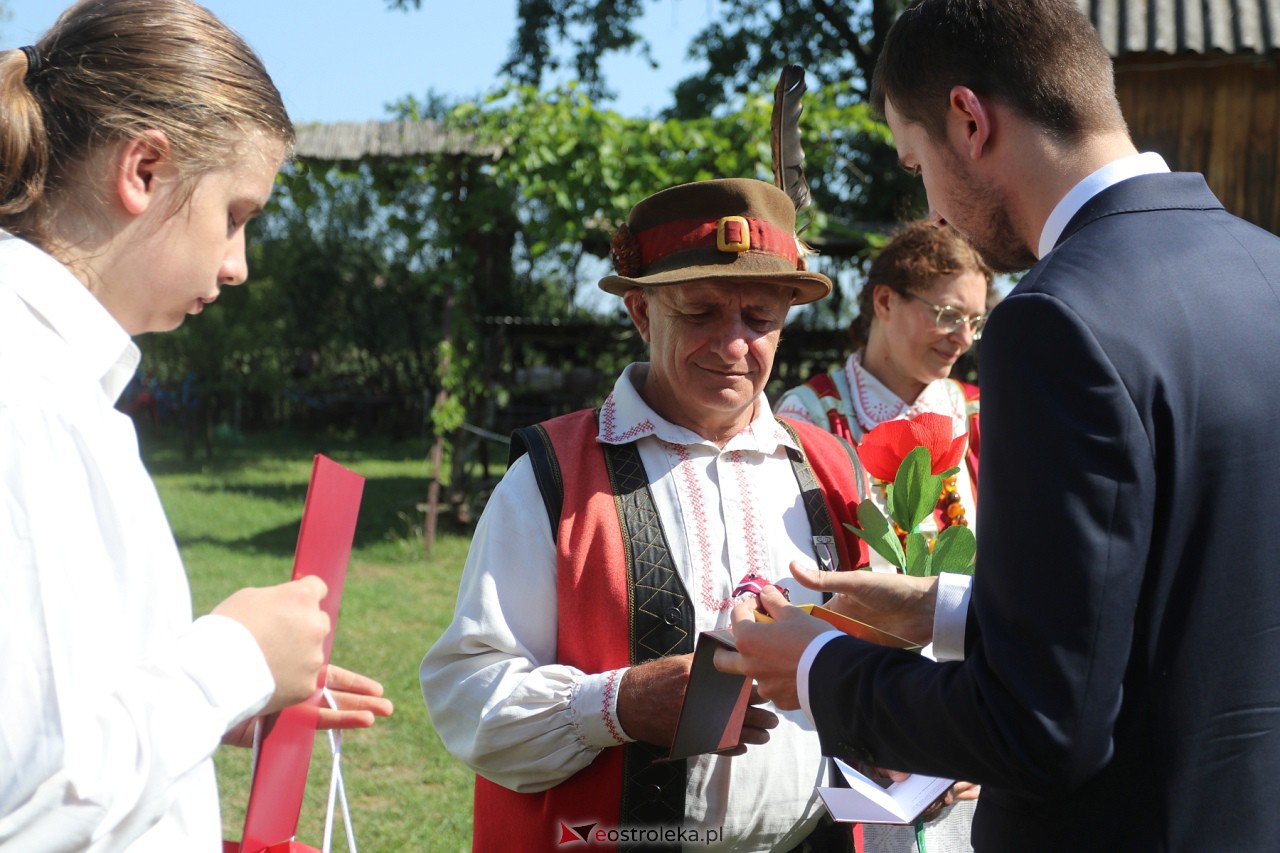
716, 0, 1280, 849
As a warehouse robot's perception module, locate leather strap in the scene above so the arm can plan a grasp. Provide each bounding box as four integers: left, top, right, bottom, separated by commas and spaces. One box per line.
509, 422, 564, 541
512, 415, 693, 850
778, 418, 859, 575
604, 438, 693, 851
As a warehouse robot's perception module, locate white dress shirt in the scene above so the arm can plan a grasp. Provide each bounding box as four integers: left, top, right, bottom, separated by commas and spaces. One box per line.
421, 364, 839, 851
796, 153, 1174, 713
0, 234, 274, 851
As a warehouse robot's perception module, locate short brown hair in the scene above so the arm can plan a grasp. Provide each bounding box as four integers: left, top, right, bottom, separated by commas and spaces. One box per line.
0, 0, 294, 246
870, 0, 1125, 142
849, 220, 994, 349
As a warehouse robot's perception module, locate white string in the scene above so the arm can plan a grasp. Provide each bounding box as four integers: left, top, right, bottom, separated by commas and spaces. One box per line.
321, 687, 358, 853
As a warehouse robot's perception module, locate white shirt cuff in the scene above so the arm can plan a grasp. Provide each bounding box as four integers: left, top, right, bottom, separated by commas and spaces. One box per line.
184, 614, 276, 729
797, 630, 845, 724
571, 667, 634, 748
932, 572, 973, 662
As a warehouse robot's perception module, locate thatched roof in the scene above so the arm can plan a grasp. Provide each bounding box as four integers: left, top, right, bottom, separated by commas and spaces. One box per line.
293, 120, 501, 162
1081, 0, 1280, 56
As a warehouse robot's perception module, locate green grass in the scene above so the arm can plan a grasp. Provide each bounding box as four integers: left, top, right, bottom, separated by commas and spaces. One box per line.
145, 430, 476, 851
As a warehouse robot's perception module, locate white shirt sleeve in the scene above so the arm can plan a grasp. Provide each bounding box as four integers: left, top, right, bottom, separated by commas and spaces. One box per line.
931, 572, 973, 662
0, 404, 274, 849
798, 573, 972, 720
420, 455, 633, 794
797, 630, 845, 724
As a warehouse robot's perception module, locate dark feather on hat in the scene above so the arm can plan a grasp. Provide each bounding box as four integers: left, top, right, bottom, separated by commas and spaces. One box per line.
771, 65, 812, 215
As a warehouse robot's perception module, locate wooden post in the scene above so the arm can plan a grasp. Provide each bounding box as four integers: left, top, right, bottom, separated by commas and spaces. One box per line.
423, 156, 464, 556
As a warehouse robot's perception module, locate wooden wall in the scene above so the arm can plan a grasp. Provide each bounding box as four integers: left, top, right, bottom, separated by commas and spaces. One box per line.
1114, 53, 1279, 233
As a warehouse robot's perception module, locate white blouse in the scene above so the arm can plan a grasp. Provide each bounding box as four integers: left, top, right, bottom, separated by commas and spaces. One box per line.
0, 234, 274, 852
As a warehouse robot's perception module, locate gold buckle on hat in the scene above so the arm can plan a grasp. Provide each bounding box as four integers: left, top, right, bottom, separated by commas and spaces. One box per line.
716, 216, 751, 253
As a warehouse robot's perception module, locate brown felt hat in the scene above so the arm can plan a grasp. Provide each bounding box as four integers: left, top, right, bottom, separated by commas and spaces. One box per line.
598, 178, 832, 305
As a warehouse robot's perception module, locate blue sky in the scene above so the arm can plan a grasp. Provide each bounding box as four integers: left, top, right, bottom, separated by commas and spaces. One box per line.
4, 0, 710, 123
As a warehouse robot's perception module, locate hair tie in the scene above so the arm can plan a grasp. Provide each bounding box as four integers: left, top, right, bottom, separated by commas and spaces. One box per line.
18, 45, 41, 79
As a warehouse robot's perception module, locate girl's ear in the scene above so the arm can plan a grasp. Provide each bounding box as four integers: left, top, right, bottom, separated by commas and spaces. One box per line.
115, 130, 173, 216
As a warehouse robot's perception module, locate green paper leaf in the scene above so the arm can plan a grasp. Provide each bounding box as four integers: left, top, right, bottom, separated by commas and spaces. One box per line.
931, 525, 977, 575
904, 531, 931, 577
891, 447, 946, 532
845, 503, 904, 570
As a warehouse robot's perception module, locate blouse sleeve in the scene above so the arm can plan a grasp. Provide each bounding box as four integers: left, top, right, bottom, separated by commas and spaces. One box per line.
0, 402, 274, 847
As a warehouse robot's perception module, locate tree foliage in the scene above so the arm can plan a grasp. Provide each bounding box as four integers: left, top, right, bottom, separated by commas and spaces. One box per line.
385, 0, 922, 228
138, 1, 931, 477
441, 79, 915, 314
385, 1, 908, 111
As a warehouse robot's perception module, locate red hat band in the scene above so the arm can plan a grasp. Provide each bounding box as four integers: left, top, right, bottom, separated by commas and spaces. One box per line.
636, 216, 800, 272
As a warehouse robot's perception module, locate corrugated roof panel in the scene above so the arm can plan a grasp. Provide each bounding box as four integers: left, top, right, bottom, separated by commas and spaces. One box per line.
1151, 0, 1179, 52
1123, 0, 1147, 53
1081, 0, 1280, 54
293, 120, 501, 162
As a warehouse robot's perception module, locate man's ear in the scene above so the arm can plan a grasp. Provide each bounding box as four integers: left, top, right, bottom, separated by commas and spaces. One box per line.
948, 86, 992, 162
623, 288, 652, 343
115, 130, 173, 216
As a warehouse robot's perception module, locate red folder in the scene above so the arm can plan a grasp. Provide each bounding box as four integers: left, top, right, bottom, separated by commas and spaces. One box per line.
226, 455, 365, 853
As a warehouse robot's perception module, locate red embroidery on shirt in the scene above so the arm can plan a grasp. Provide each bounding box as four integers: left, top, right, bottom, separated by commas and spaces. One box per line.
601, 669, 626, 745
849, 358, 908, 432
670, 443, 733, 612
729, 450, 770, 579
599, 393, 654, 443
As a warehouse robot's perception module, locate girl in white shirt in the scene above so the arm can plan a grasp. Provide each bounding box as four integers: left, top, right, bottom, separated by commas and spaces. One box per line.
0, 3, 390, 850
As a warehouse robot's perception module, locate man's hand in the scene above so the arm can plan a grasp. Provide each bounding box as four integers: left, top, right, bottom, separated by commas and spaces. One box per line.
222, 663, 394, 748
615, 653, 781, 754
213, 576, 331, 715
713, 586, 831, 710
788, 561, 938, 646
616, 654, 694, 747
718, 686, 780, 756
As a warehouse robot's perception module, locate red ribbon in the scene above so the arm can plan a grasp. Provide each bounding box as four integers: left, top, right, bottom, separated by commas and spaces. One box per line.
636, 217, 799, 269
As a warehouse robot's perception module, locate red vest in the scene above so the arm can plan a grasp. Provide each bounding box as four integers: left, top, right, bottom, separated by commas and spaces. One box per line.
472, 410, 867, 852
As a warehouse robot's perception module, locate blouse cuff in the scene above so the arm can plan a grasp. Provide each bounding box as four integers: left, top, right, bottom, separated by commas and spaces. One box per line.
570, 667, 634, 749
183, 614, 276, 729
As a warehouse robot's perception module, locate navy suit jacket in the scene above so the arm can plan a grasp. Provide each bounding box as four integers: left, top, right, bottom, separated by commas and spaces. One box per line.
809, 173, 1280, 851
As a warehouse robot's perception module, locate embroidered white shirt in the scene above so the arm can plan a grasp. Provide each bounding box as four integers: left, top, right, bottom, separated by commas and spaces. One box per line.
0, 234, 274, 852
421, 363, 838, 851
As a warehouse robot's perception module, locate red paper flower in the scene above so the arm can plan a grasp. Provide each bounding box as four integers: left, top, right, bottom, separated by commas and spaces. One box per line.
857, 412, 966, 482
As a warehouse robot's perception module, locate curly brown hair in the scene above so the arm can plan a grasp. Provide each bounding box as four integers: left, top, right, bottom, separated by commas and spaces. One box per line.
849, 221, 994, 350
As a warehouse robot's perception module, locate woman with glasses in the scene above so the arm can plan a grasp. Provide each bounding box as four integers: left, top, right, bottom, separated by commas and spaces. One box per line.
774, 219, 993, 853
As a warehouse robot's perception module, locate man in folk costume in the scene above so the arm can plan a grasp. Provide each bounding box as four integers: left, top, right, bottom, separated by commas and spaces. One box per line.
421, 178, 870, 852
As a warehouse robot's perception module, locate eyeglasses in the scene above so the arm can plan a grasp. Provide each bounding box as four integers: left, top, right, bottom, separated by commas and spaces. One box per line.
894, 288, 987, 340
